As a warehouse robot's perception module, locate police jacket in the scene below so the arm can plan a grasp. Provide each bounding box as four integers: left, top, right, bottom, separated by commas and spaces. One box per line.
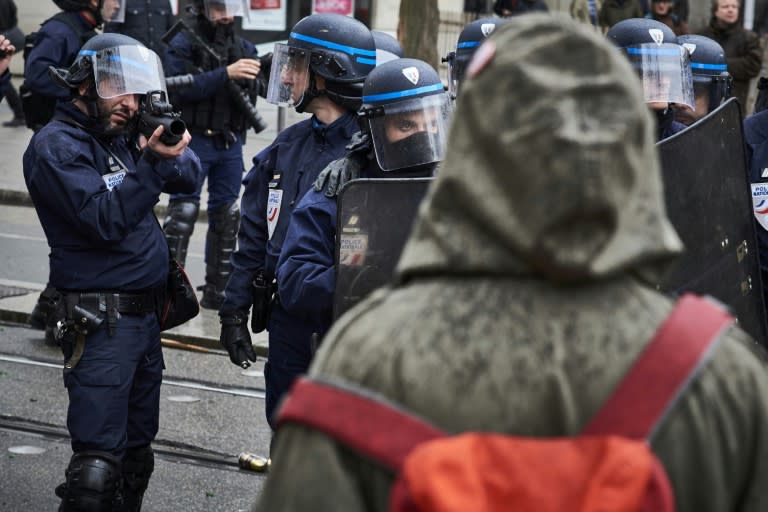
104, 0, 174, 54
743, 109, 768, 271
697, 19, 762, 108
24, 11, 97, 100
164, 18, 258, 135
23, 102, 201, 291
275, 143, 435, 331
220, 113, 358, 315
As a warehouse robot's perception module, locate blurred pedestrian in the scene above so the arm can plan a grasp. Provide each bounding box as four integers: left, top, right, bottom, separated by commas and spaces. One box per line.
599, 0, 643, 29
646, 0, 689, 35
25, 33, 199, 512
570, 0, 604, 32
493, 0, 548, 17
0, 0, 25, 126
696, 0, 762, 109
256, 14, 768, 512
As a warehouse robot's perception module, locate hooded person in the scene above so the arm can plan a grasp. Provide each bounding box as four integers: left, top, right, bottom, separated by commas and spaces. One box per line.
254, 13, 768, 512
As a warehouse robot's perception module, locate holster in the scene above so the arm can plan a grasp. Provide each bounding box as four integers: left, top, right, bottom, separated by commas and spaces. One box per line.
250, 272, 274, 334
58, 293, 104, 375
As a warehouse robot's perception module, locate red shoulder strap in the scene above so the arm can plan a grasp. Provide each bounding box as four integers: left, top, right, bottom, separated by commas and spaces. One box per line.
582, 293, 733, 439
277, 377, 445, 471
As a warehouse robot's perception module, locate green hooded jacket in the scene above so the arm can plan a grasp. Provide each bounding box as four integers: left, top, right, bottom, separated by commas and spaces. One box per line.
255, 14, 768, 512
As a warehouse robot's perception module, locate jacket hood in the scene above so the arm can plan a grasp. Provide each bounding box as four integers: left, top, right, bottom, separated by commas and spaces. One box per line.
396, 14, 683, 284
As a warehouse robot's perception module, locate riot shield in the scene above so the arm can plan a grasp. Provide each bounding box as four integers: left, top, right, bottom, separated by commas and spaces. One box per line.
657, 98, 768, 347
333, 178, 434, 320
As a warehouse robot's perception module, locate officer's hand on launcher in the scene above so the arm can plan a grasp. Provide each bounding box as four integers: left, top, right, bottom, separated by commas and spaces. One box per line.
142, 125, 192, 158
0, 35, 15, 76
227, 58, 261, 80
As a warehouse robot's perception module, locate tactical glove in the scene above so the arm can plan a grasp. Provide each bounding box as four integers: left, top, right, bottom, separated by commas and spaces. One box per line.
219, 312, 258, 368
313, 132, 371, 197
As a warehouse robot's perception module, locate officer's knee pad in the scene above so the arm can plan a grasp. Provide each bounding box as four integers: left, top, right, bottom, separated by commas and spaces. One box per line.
164, 200, 200, 236
59, 451, 122, 512
211, 201, 240, 237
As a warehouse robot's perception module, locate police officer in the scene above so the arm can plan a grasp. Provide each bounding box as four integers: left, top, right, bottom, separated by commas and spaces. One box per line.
0, 34, 14, 100
23, 33, 200, 511
606, 17, 694, 140
104, 0, 174, 54
675, 34, 731, 125
163, 0, 264, 309
271, 58, 450, 408
25, 0, 108, 340
444, 17, 508, 100
217, 13, 376, 428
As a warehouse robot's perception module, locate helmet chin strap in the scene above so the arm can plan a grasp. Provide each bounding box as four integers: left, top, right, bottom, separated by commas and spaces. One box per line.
295, 73, 326, 113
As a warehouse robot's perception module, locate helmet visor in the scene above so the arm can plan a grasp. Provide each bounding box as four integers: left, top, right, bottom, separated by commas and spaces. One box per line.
266, 43, 311, 107
447, 53, 470, 99
91, 45, 166, 99
102, 0, 126, 24
368, 94, 452, 171
624, 43, 694, 109
203, 0, 246, 20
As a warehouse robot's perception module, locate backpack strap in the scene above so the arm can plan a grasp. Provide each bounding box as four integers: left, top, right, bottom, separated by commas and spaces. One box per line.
49, 12, 97, 45
582, 293, 733, 440
277, 377, 445, 471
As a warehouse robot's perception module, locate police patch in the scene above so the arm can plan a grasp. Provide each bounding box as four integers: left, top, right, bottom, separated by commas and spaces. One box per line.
267, 189, 283, 240
649, 28, 665, 45
402, 67, 420, 85
752, 183, 768, 232
339, 234, 368, 266
480, 23, 496, 37
102, 170, 126, 191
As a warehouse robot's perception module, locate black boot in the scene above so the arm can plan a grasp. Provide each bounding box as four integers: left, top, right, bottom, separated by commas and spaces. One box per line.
200, 202, 240, 310
162, 199, 199, 267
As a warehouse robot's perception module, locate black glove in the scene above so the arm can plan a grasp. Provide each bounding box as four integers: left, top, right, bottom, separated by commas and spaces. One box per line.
313, 132, 371, 197
219, 312, 257, 368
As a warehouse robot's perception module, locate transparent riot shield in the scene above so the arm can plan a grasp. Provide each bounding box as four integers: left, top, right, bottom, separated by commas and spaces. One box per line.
333, 178, 434, 320
657, 98, 768, 347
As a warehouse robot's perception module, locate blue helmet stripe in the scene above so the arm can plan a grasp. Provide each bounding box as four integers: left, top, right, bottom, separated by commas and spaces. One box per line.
457, 41, 481, 49
290, 32, 377, 58
626, 47, 682, 56
363, 83, 445, 103
691, 62, 727, 71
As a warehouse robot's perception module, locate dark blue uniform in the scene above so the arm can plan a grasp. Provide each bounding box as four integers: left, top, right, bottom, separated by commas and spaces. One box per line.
744, 110, 768, 313
220, 113, 357, 426
104, 0, 175, 54
163, 30, 257, 212
23, 102, 200, 457
24, 11, 96, 102
0, 69, 8, 100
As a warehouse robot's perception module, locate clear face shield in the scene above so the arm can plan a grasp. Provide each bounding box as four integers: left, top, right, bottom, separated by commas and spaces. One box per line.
101, 0, 126, 24
90, 45, 166, 99
625, 43, 694, 109
265, 43, 311, 108
447, 52, 470, 99
367, 94, 452, 171
203, 0, 246, 21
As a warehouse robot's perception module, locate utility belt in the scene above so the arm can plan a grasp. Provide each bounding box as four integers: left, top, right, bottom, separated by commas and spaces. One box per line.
53, 289, 162, 375
197, 128, 239, 149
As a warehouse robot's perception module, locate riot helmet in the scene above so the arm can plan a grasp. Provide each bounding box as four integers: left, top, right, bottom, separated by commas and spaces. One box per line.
372, 31, 403, 66
444, 17, 507, 99
676, 34, 731, 121
266, 13, 376, 113
606, 18, 694, 109
359, 58, 451, 171
50, 33, 166, 101
53, 0, 106, 24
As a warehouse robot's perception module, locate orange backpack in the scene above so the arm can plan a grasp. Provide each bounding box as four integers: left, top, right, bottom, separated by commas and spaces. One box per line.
278, 294, 733, 512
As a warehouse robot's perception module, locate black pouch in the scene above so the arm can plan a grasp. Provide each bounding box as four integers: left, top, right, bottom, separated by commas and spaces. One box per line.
250, 272, 272, 333
159, 258, 200, 331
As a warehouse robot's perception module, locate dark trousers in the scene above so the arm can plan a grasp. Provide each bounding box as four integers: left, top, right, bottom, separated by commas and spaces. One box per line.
65, 312, 164, 458
4, 83, 23, 119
